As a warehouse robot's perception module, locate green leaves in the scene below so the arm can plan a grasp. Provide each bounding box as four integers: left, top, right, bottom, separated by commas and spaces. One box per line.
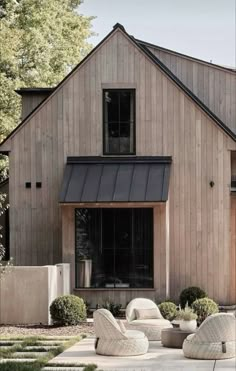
0, 0, 95, 174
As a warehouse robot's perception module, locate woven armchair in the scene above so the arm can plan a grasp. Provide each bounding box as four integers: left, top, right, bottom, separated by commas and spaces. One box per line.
93, 308, 149, 356
125, 298, 172, 341
183, 313, 236, 359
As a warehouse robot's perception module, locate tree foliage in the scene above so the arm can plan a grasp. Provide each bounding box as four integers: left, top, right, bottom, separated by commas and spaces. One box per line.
0, 0, 94, 177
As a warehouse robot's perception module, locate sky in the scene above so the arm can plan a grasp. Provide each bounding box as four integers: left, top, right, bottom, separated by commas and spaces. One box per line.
80, 0, 236, 67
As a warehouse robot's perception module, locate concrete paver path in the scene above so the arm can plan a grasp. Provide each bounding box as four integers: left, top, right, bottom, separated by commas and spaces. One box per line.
49, 337, 236, 370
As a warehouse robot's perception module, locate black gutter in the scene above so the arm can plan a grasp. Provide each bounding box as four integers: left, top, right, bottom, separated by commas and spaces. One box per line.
67, 156, 172, 164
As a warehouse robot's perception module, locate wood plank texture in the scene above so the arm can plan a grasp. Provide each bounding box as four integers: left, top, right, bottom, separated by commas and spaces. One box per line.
8, 29, 236, 304
147, 46, 236, 134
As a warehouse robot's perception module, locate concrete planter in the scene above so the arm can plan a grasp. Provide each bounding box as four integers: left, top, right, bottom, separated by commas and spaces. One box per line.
180, 319, 197, 332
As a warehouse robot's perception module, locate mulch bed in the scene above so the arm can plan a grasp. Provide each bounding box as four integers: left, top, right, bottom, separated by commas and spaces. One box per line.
0, 322, 95, 337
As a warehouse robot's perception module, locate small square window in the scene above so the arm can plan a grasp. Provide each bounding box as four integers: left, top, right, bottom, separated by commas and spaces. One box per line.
25, 182, 31, 188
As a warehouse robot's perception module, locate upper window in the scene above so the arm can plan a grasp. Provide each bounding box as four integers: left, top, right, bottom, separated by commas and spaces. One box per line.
103, 89, 135, 154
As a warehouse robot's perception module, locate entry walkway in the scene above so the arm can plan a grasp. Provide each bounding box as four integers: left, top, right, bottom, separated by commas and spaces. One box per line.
49, 337, 236, 370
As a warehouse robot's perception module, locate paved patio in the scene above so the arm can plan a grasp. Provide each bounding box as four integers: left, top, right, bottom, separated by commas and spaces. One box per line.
49, 337, 236, 370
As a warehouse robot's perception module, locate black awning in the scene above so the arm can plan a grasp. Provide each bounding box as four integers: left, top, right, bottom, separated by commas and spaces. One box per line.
59, 156, 172, 203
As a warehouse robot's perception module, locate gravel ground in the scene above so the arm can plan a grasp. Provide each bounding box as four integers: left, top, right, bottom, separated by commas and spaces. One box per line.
0, 322, 95, 337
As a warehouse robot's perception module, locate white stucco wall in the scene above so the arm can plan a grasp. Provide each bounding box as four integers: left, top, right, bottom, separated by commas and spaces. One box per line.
0, 263, 70, 325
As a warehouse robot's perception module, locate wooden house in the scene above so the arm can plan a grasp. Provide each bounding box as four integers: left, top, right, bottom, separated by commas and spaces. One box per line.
1, 24, 236, 306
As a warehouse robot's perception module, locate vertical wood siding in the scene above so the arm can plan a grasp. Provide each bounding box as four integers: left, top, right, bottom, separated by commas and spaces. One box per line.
8, 29, 236, 304
21, 93, 50, 120
146, 46, 236, 135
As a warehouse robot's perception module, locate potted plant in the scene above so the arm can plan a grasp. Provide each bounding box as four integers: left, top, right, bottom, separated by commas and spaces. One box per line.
176, 306, 198, 331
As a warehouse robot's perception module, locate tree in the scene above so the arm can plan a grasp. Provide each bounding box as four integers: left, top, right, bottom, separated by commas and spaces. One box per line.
0, 0, 95, 178
0, 192, 12, 279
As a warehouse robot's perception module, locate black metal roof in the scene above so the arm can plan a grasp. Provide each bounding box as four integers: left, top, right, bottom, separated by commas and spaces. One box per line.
59, 156, 172, 203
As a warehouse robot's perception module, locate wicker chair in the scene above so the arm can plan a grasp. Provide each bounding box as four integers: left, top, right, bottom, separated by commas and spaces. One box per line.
125, 298, 172, 341
183, 313, 236, 359
93, 308, 149, 356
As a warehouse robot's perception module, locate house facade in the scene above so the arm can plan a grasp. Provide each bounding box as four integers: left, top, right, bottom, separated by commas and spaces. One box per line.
1, 24, 236, 306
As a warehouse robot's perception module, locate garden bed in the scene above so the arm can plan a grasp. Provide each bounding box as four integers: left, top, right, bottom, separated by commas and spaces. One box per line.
0, 322, 95, 337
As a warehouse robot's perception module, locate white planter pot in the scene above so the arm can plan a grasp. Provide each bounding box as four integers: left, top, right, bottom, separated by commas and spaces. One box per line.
180, 319, 197, 332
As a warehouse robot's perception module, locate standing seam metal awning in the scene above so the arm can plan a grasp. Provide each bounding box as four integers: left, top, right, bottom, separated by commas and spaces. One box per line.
59, 156, 172, 203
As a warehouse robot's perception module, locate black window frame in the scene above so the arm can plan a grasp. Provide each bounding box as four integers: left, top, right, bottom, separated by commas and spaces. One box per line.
74, 207, 153, 289
103, 89, 136, 155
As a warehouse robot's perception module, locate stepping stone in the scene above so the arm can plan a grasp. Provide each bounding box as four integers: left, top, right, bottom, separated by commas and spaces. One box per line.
0, 358, 36, 363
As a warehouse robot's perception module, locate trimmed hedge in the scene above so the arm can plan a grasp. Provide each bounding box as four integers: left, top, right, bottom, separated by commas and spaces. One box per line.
50, 295, 86, 326
158, 301, 177, 321
192, 297, 219, 325
179, 286, 207, 308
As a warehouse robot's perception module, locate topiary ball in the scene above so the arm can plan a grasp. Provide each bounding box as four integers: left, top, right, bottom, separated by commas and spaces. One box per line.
158, 301, 177, 321
192, 297, 219, 325
179, 286, 207, 308
50, 295, 86, 326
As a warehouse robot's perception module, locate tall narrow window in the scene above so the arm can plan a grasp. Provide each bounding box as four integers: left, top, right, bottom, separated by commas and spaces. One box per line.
103, 89, 135, 154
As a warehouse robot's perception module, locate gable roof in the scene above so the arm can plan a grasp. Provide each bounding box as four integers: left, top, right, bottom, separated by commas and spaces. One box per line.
1, 22, 235, 153
136, 39, 236, 73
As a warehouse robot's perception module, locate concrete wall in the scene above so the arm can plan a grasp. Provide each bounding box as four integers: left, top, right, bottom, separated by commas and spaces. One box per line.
0, 263, 70, 325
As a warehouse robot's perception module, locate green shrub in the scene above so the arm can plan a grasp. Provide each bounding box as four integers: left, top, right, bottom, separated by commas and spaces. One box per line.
158, 302, 177, 321
192, 298, 219, 325
175, 306, 198, 321
50, 295, 86, 326
96, 301, 122, 317
179, 286, 207, 308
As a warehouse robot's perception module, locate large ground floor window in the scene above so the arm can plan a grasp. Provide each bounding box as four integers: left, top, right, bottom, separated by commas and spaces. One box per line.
75, 208, 153, 288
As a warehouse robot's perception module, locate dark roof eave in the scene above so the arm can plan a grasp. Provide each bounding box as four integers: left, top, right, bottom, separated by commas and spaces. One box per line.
67, 156, 172, 165
15, 88, 55, 96
136, 38, 236, 73
132, 40, 236, 142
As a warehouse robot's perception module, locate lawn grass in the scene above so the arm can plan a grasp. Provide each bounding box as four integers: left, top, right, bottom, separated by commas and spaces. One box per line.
0, 335, 98, 370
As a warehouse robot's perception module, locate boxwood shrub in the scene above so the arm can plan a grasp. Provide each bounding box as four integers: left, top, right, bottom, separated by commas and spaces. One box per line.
50, 295, 86, 326
158, 301, 177, 321
192, 297, 219, 325
179, 286, 207, 308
